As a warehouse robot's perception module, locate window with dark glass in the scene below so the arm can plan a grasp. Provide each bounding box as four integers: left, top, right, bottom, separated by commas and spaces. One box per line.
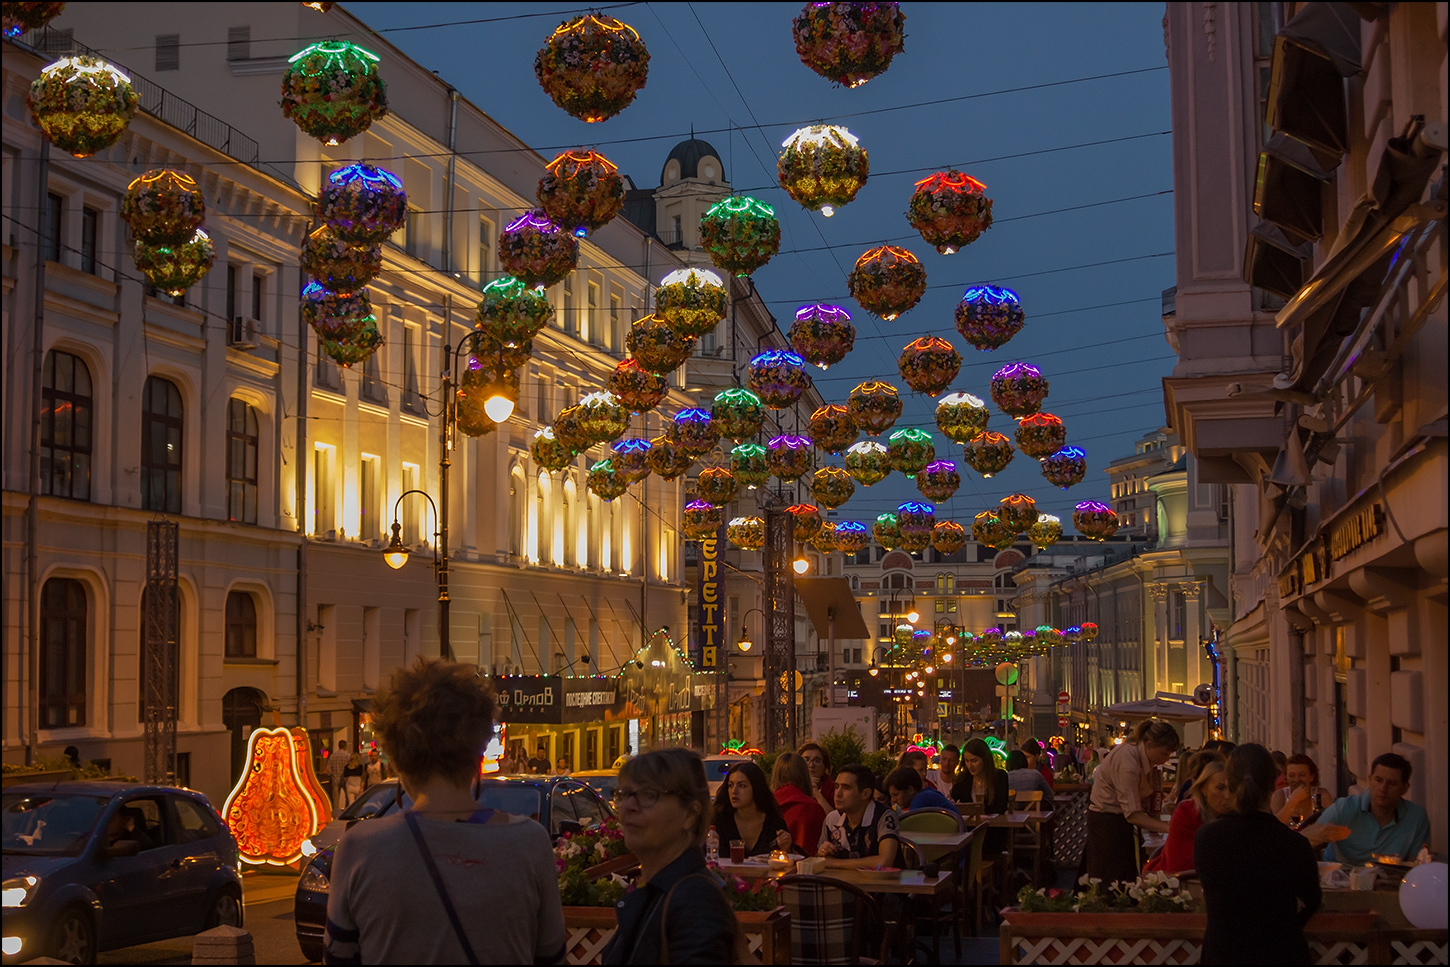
80, 207, 98, 274
142, 376, 183, 513
41, 350, 92, 501
251, 273, 263, 321
226, 398, 258, 524
225, 590, 258, 659
44, 192, 62, 264
226, 264, 237, 320
138, 585, 180, 722
40, 577, 87, 728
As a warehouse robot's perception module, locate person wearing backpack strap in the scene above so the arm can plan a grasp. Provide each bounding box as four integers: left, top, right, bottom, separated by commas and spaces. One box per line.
603, 748, 741, 965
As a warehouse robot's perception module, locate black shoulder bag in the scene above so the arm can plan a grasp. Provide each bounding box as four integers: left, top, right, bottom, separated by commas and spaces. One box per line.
404, 810, 480, 966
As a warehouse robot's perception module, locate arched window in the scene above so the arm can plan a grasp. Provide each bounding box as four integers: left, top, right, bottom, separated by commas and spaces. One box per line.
138, 585, 180, 722
40, 577, 87, 728
222, 687, 265, 786
142, 376, 183, 513
225, 590, 257, 658
226, 399, 258, 524
41, 350, 93, 500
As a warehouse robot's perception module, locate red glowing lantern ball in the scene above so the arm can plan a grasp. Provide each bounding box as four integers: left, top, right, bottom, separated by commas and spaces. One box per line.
848, 245, 927, 321
1016, 412, 1067, 460
907, 170, 994, 255
537, 150, 625, 236
962, 430, 1015, 478
785, 503, 824, 543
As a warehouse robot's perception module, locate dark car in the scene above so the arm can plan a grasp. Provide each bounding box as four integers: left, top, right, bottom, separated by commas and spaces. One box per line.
294, 775, 612, 962
2, 781, 242, 965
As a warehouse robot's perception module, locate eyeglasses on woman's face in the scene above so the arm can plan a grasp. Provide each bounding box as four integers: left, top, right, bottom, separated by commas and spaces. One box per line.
611, 786, 663, 810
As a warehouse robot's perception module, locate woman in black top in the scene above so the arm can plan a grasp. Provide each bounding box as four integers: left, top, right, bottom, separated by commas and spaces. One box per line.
1195, 744, 1321, 965
951, 738, 1011, 853
712, 761, 793, 857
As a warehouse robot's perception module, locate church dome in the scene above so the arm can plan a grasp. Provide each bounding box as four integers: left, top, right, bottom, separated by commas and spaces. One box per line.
661, 138, 724, 185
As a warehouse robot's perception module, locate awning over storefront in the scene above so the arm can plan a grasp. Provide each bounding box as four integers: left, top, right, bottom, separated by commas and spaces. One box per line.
1243, 222, 1314, 299
1254, 133, 1334, 245
793, 576, 872, 640
1100, 696, 1209, 723
1265, 2, 1363, 160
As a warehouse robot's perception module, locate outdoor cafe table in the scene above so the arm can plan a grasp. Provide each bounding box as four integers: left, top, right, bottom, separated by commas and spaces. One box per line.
984, 810, 1055, 886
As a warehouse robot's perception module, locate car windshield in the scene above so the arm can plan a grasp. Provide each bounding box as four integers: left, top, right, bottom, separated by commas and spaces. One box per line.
702, 759, 742, 783
475, 784, 544, 822
339, 782, 401, 821
2, 793, 110, 855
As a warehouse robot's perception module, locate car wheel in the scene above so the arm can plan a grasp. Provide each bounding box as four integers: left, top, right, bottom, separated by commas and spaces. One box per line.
50, 907, 95, 965
207, 888, 243, 928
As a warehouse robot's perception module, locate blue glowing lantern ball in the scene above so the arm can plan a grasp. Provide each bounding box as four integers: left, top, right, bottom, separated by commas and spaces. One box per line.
953, 284, 1025, 352
317, 163, 408, 245
747, 349, 811, 408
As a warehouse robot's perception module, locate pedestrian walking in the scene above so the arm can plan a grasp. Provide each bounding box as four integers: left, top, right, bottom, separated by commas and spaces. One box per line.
324, 657, 565, 964
328, 740, 351, 814
604, 748, 740, 964
341, 750, 367, 808
365, 749, 385, 788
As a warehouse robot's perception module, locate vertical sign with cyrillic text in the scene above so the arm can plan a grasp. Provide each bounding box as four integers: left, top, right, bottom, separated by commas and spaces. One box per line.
695, 525, 725, 668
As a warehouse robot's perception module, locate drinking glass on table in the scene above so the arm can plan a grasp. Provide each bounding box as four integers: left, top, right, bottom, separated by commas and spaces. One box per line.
730, 839, 745, 863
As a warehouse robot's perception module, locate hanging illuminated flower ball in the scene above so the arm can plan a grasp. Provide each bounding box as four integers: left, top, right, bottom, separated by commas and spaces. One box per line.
847, 380, 903, 436
731, 443, 770, 489
887, 428, 935, 477
778, 125, 868, 217
614, 440, 655, 487
319, 319, 383, 368
577, 391, 629, 446
553, 405, 589, 453
627, 315, 693, 374
873, 513, 902, 550
748, 350, 811, 408
785, 503, 823, 543
301, 281, 374, 341
27, 56, 138, 157
789, 304, 855, 369
588, 459, 629, 502
682, 500, 723, 541
962, 430, 1015, 477
656, 267, 728, 338
4, 3, 65, 38
898, 336, 961, 396
897, 501, 936, 544
475, 275, 553, 347
835, 520, 870, 554
1041, 446, 1087, 489
467, 324, 533, 372
122, 170, 205, 247
991, 362, 1049, 419
810, 466, 855, 509
1016, 412, 1066, 460
700, 196, 781, 277
281, 41, 386, 145
608, 359, 668, 413
998, 493, 1038, 533
845, 440, 890, 486
792, 1, 905, 88
535, 14, 649, 122
907, 171, 994, 255
1080, 621, 1100, 641
1037, 625, 1063, 649
916, 460, 960, 501
318, 163, 407, 244
728, 515, 765, 551
955, 285, 1025, 351
811, 520, 840, 553
673, 408, 720, 458
972, 510, 1017, 550
710, 388, 764, 442
647, 433, 694, 481
1028, 513, 1063, 550
931, 520, 967, 555
848, 245, 926, 321
537, 150, 625, 236
1073, 501, 1119, 541
455, 364, 517, 437
935, 392, 989, 444
808, 404, 858, 455
300, 225, 381, 293
499, 210, 579, 289
530, 427, 576, 472
134, 229, 216, 297
767, 434, 814, 481
695, 466, 738, 506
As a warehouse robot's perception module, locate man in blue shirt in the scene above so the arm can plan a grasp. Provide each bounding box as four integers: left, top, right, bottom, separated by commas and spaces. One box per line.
1306, 752, 1430, 865
885, 766, 959, 814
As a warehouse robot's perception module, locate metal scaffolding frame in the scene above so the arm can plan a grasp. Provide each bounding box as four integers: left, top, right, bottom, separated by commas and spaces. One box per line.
143, 520, 179, 784
762, 508, 796, 751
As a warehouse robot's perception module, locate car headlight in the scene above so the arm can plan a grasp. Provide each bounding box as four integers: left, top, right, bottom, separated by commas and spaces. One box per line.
299, 864, 330, 894
1, 876, 39, 908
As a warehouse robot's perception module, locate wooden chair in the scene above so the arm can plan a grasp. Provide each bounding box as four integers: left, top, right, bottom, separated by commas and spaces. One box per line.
1011, 790, 1047, 886
955, 801, 984, 821
777, 874, 892, 965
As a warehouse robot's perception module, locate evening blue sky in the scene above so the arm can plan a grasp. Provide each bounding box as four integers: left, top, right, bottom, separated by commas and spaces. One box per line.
350, 1, 1176, 525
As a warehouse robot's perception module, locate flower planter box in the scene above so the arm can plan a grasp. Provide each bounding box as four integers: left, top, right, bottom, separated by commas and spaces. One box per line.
582, 852, 639, 880
999, 909, 1428, 965
2, 769, 73, 788
562, 905, 790, 965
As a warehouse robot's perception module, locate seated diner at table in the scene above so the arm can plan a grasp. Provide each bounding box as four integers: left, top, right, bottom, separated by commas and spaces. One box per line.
1005, 750, 1054, 801
818, 765, 900, 870
770, 752, 827, 856
1146, 759, 1227, 874
899, 748, 951, 796
885, 766, 959, 815
711, 760, 792, 858
949, 737, 1010, 814
1302, 752, 1430, 866
1020, 739, 1054, 789
1271, 753, 1333, 827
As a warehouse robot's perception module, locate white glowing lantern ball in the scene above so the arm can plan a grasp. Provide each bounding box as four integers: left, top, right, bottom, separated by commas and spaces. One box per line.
781, 124, 860, 150
939, 391, 988, 408
660, 267, 724, 288
42, 56, 132, 85
847, 441, 888, 457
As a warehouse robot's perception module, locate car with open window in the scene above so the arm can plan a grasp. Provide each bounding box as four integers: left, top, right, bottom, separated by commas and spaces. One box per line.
293, 775, 612, 962
2, 781, 242, 965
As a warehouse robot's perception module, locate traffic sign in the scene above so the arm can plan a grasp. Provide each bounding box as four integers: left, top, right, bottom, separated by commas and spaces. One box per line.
1058, 715, 1070, 728
1057, 691, 1070, 704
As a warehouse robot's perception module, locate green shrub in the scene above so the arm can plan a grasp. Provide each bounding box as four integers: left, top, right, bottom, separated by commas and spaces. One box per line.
752, 750, 782, 779
861, 749, 896, 782
816, 726, 866, 770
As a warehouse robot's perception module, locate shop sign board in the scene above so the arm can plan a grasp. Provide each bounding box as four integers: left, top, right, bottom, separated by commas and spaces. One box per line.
496, 675, 622, 724
1277, 502, 1384, 599
694, 525, 725, 669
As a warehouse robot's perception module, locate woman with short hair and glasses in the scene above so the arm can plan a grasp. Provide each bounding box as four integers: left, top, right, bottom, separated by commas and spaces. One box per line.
797, 741, 835, 813
604, 748, 739, 965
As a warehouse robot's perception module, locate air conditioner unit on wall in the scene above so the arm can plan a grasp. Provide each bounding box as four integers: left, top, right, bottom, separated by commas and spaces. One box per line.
228, 315, 259, 349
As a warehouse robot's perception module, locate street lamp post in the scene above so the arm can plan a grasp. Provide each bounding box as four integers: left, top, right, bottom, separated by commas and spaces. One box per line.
383, 489, 446, 656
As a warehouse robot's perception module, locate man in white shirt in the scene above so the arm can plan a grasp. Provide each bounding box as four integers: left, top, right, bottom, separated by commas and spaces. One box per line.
327, 739, 351, 815
818, 765, 900, 869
